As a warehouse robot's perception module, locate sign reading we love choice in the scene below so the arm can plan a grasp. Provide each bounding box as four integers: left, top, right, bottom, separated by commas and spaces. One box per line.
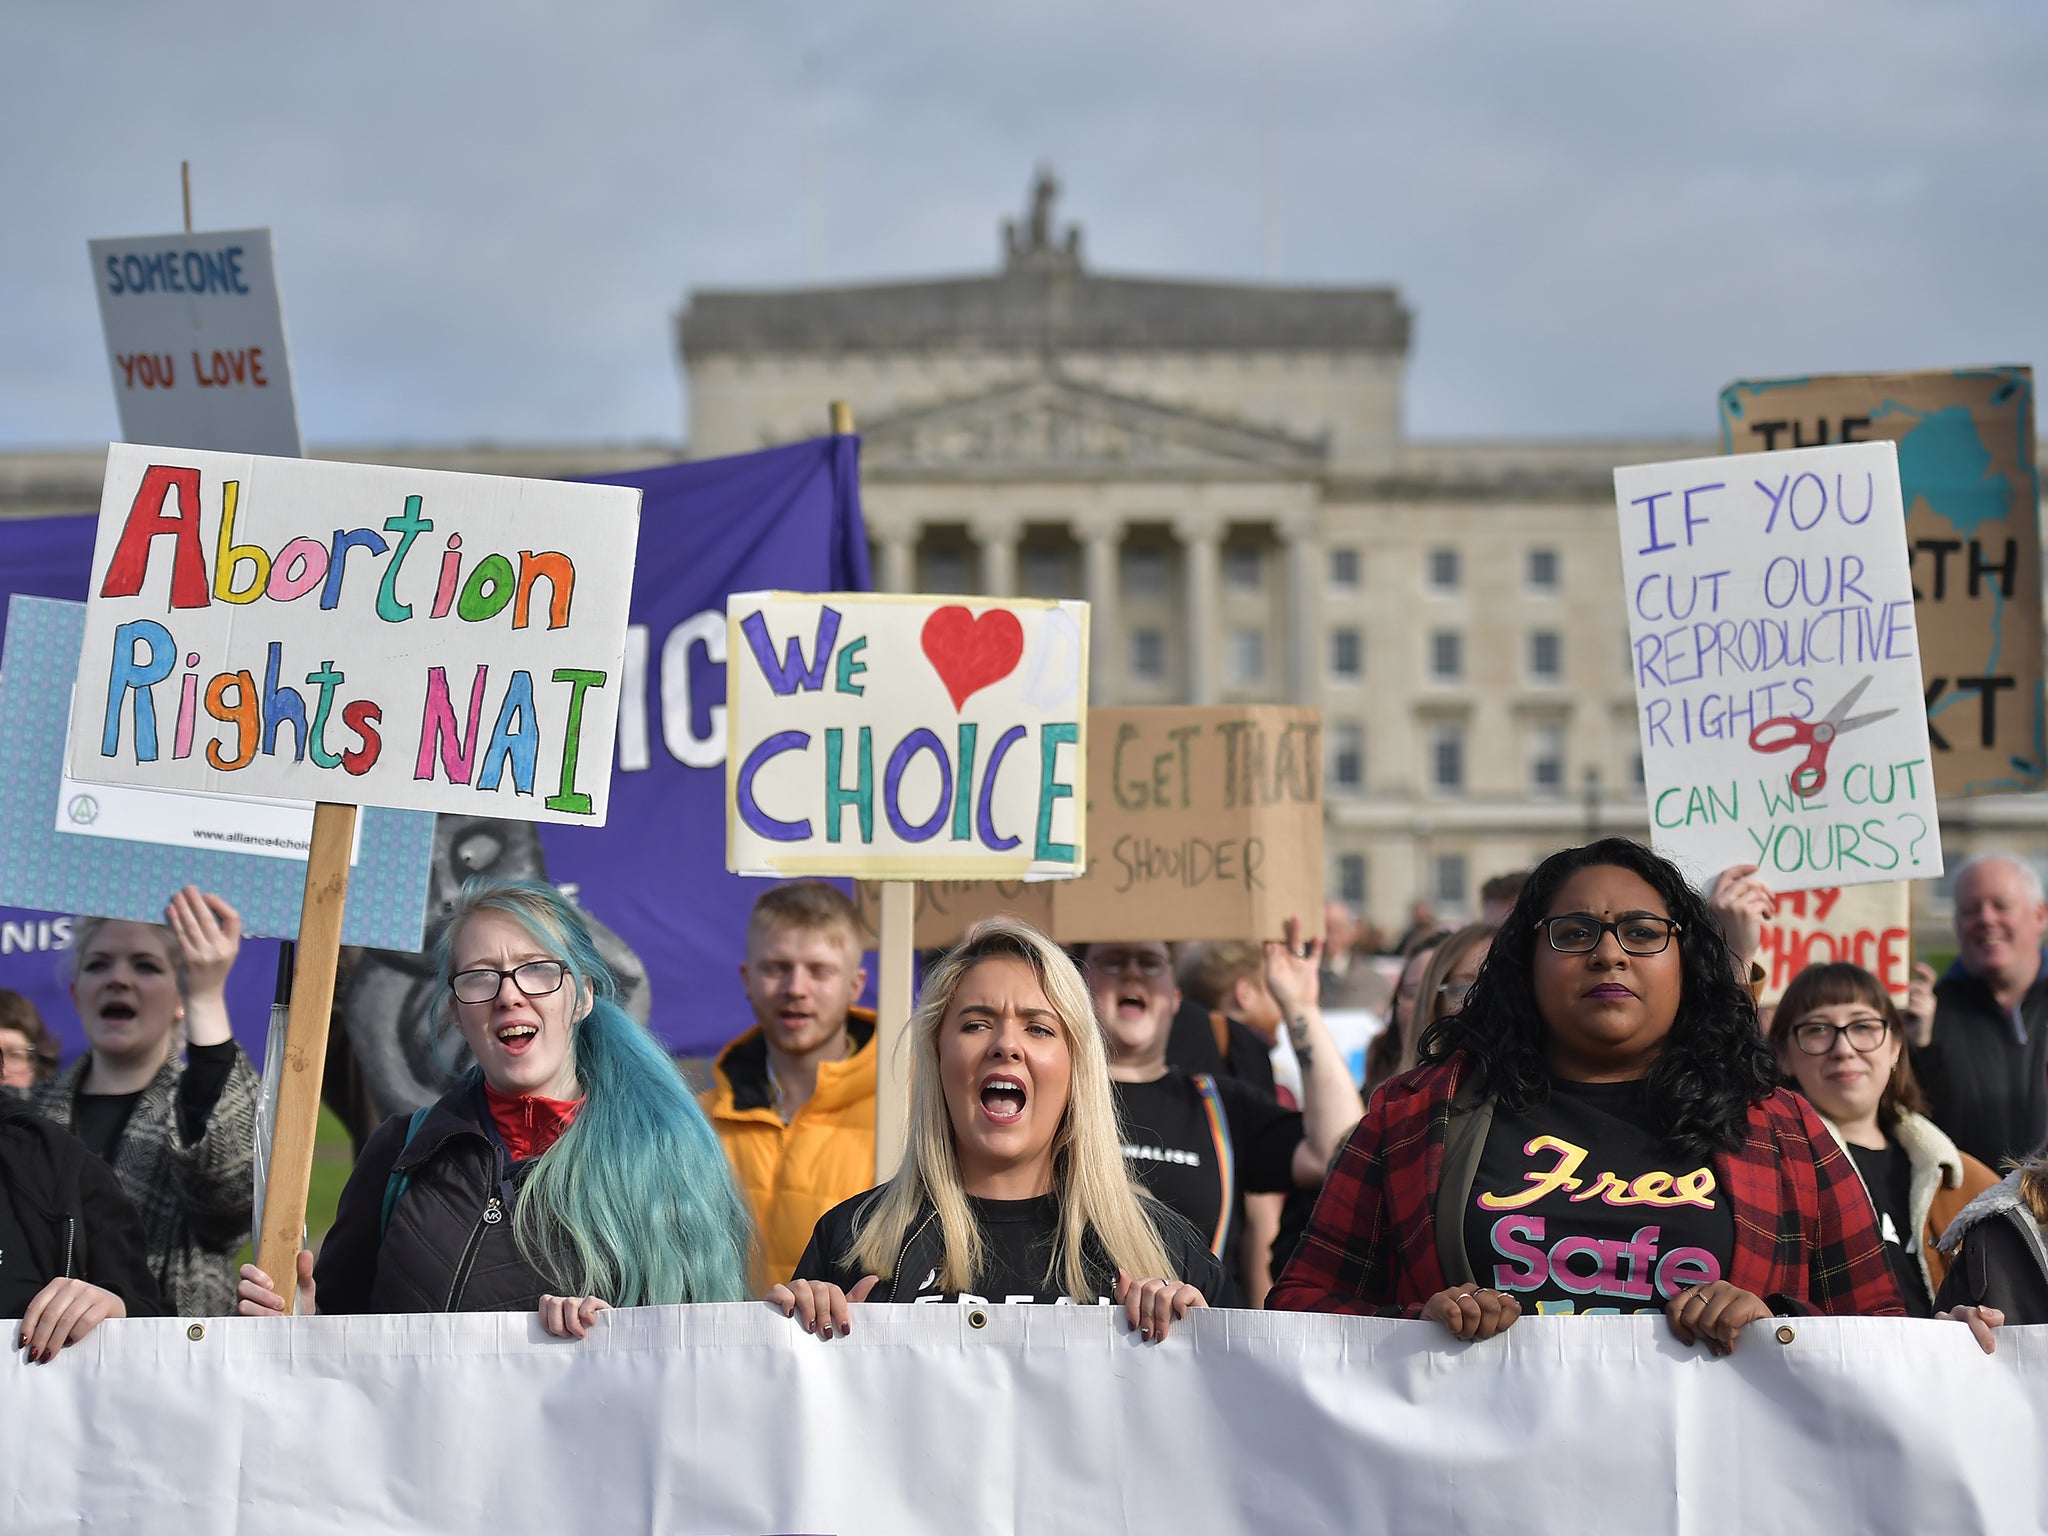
67, 445, 641, 824
725, 593, 1088, 878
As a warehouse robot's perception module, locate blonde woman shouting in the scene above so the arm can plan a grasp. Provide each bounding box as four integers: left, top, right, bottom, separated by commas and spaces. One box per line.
773, 918, 1223, 1342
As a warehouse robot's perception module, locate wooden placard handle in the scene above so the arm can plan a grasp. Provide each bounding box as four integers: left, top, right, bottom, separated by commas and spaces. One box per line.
253, 800, 356, 1308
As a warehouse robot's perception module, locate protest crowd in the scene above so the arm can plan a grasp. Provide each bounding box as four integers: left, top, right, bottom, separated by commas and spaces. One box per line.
4, 836, 2044, 1364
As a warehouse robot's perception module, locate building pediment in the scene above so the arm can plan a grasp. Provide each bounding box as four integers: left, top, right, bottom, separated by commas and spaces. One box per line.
861, 376, 1327, 481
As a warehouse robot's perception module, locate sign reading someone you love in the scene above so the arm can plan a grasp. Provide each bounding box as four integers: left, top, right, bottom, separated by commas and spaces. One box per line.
1616, 441, 1941, 889
726, 592, 1087, 879
89, 229, 303, 459
67, 445, 640, 823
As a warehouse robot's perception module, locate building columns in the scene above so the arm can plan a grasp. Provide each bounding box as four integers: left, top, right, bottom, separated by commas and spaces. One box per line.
976, 517, 1020, 598
1080, 522, 1120, 706
873, 526, 916, 594
1172, 512, 1223, 706
1280, 515, 1318, 705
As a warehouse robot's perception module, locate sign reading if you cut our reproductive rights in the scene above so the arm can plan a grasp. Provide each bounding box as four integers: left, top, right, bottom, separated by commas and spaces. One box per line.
1616, 439, 1941, 891
725, 592, 1088, 879
67, 444, 641, 825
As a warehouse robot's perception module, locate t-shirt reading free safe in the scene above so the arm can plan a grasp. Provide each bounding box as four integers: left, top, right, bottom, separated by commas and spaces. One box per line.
1465, 1077, 1735, 1316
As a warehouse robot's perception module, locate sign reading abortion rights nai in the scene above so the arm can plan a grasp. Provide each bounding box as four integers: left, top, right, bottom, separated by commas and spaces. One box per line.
1616, 441, 1941, 890
727, 593, 1087, 879
89, 229, 303, 458
68, 445, 640, 823
1721, 368, 2043, 798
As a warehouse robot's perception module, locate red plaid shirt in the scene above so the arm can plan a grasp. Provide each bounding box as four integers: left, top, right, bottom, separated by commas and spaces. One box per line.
1268, 1054, 1904, 1318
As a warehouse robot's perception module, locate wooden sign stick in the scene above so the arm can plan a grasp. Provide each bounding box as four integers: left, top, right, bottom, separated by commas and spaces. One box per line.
824, 397, 916, 1181
252, 800, 356, 1308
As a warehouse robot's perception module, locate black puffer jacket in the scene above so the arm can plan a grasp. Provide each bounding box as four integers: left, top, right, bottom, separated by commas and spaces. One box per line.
0, 1096, 162, 1317
314, 1082, 570, 1314
1933, 1170, 2048, 1324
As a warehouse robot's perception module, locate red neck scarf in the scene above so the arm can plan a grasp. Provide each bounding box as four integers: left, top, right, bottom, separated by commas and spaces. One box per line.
483, 1083, 584, 1162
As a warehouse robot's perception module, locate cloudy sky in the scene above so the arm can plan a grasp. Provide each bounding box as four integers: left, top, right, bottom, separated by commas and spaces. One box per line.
6, 0, 2042, 449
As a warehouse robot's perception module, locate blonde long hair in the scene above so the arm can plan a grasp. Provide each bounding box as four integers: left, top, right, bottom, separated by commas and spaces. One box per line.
848, 917, 1177, 1300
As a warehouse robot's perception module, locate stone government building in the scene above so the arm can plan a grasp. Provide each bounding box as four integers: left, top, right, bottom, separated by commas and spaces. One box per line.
6, 173, 2038, 935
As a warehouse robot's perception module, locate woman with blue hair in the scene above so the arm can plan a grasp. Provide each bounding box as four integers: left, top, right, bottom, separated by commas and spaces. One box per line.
237, 880, 754, 1333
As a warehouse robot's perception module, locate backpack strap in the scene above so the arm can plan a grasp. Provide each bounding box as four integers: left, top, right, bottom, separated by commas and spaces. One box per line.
379, 1105, 435, 1239
1192, 1073, 1235, 1260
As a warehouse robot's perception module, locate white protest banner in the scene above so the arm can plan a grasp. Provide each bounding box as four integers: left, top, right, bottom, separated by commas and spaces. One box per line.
7, 1308, 2043, 1535
1756, 882, 1914, 1006
726, 591, 1088, 879
1617, 441, 1941, 891
89, 229, 302, 458
66, 444, 640, 824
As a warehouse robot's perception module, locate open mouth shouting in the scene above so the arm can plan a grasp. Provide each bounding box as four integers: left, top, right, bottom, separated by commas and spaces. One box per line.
979, 1072, 1029, 1124
496, 1021, 540, 1056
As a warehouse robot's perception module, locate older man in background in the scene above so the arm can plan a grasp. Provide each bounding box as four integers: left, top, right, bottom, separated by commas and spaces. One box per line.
1907, 854, 2048, 1170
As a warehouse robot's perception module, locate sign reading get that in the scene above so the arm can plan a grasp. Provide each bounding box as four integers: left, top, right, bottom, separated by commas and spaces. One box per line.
725, 593, 1088, 879
67, 445, 640, 824
89, 229, 302, 459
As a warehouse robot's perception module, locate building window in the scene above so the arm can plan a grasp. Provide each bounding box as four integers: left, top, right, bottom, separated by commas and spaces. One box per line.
1223, 545, 1263, 591
1428, 548, 1460, 592
1432, 853, 1468, 909
1123, 547, 1168, 600
1328, 548, 1361, 591
1329, 627, 1363, 681
1228, 628, 1266, 684
1528, 548, 1560, 592
1632, 753, 1646, 792
1430, 630, 1462, 681
1338, 853, 1368, 909
1530, 723, 1566, 798
922, 547, 970, 594
1529, 630, 1562, 682
1331, 722, 1365, 794
1430, 723, 1465, 795
1131, 628, 1166, 680
1021, 548, 1068, 599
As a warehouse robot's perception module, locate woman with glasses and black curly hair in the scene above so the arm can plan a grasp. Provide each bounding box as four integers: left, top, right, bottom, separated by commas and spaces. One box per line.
1269, 838, 1904, 1351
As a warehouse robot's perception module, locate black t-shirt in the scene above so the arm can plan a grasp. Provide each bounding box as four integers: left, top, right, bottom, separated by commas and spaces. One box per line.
69, 1040, 240, 1164
1848, 1140, 1934, 1317
893, 1194, 1114, 1306
1113, 1070, 1302, 1294
0, 1176, 42, 1318
1465, 1078, 1736, 1316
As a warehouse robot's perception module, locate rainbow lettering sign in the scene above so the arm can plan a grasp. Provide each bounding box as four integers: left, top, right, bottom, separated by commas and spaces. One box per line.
725, 592, 1088, 878
66, 444, 640, 825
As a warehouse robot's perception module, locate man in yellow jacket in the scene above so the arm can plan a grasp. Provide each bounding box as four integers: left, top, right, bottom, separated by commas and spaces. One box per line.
701, 882, 876, 1286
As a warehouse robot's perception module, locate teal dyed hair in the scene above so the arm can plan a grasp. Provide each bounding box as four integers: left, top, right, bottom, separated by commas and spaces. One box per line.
433, 878, 756, 1305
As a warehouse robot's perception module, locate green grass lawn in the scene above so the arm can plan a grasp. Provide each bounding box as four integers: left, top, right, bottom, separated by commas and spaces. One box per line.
237, 1104, 357, 1268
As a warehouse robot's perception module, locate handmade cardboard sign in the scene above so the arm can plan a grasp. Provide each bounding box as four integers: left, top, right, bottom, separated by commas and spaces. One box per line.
853, 705, 1323, 945
852, 878, 1056, 948
89, 230, 303, 459
1720, 369, 2042, 798
1752, 882, 1912, 1007
2, 596, 433, 948
726, 593, 1087, 878
66, 445, 640, 824
1616, 441, 1941, 891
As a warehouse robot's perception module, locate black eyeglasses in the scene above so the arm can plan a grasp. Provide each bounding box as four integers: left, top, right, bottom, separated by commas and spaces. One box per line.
1540, 914, 1682, 956
1086, 949, 1171, 979
449, 960, 567, 1005
1790, 1017, 1891, 1056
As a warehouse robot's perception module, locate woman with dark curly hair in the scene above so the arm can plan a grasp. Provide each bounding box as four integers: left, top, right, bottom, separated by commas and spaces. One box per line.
1268, 838, 1904, 1352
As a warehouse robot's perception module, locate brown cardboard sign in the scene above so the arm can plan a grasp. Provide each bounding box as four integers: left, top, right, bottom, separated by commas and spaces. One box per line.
856, 705, 1324, 950
1051, 705, 1323, 944
1753, 882, 1912, 1007
1719, 369, 2043, 797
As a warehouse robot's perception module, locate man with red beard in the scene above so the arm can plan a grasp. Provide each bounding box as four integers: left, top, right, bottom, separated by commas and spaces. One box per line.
703, 883, 875, 1287
1908, 854, 2048, 1169
1082, 921, 1363, 1305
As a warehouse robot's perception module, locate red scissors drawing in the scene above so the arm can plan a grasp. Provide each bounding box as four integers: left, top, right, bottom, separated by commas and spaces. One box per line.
1748, 676, 1897, 797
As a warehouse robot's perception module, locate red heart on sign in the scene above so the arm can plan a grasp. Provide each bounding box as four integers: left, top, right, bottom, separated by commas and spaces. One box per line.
921, 606, 1025, 711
